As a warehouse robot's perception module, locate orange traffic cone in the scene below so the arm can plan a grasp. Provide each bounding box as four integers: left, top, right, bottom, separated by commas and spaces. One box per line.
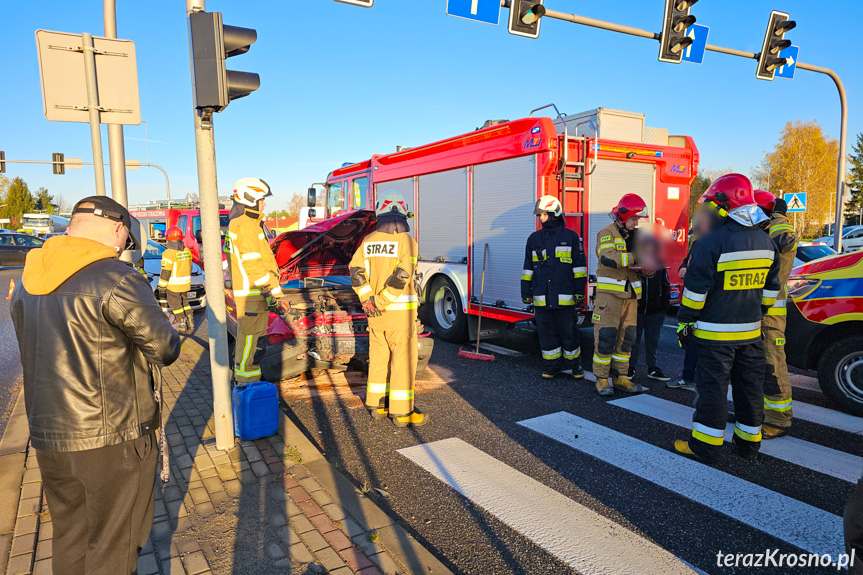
7, 279, 15, 300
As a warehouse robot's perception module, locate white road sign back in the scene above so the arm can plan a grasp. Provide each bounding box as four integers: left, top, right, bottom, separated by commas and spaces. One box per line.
35, 30, 141, 125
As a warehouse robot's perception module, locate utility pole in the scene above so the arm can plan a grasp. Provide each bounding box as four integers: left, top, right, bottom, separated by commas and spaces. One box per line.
104, 0, 129, 207
186, 0, 234, 450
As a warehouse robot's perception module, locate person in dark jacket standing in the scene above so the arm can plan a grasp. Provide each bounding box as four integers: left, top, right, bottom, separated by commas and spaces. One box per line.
521, 195, 588, 379
10, 196, 181, 575
631, 267, 672, 382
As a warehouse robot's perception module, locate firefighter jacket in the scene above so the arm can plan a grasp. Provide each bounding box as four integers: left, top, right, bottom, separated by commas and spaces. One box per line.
159, 241, 193, 293
678, 219, 781, 345
349, 229, 419, 330
595, 222, 642, 299
764, 213, 798, 318
520, 222, 587, 308
226, 207, 281, 299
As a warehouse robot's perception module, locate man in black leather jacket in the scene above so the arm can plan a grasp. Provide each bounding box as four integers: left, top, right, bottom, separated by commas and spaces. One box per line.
10, 196, 180, 575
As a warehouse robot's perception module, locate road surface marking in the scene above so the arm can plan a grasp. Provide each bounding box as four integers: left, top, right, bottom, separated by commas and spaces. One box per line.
608, 394, 861, 482
518, 412, 844, 557
398, 437, 698, 575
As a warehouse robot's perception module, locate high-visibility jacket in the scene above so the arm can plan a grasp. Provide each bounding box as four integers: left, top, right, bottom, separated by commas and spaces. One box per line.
348, 230, 418, 330
226, 208, 281, 299
159, 246, 193, 293
521, 223, 587, 308
678, 219, 781, 344
764, 213, 798, 317
594, 222, 642, 299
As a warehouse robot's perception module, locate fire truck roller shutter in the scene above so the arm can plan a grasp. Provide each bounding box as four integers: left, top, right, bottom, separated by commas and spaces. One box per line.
418, 168, 469, 263
587, 160, 655, 277
374, 178, 416, 238
472, 155, 538, 309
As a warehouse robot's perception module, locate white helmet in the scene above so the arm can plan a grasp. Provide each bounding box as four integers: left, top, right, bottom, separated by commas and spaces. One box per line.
375, 189, 410, 217
533, 195, 563, 218
233, 177, 272, 207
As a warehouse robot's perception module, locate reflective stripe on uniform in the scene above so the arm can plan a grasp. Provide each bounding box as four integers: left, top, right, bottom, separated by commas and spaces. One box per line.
564, 348, 580, 360
631, 281, 642, 295
597, 276, 626, 286
716, 250, 775, 271
558, 294, 574, 305
612, 353, 630, 362
620, 252, 630, 267
593, 354, 611, 365
253, 273, 271, 287
387, 295, 419, 311
542, 347, 562, 360
572, 266, 587, 278
692, 422, 725, 446
532, 249, 547, 262
241, 253, 261, 261
598, 243, 615, 251
389, 389, 414, 401
358, 285, 373, 298
764, 397, 792, 412
734, 422, 762, 443
766, 298, 787, 316
367, 382, 389, 394
239, 335, 255, 376
682, 288, 707, 310
555, 246, 572, 257
762, 289, 779, 307
521, 269, 534, 281
533, 295, 547, 306
694, 320, 762, 341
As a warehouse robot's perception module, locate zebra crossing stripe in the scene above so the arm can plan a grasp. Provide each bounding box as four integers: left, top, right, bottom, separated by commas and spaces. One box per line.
398, 437, 698, 575
608, 394, 861, 482
518, 412, 844, 558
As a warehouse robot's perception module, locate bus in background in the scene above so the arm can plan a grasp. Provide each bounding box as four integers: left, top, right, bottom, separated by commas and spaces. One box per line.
20, 213, 70, 236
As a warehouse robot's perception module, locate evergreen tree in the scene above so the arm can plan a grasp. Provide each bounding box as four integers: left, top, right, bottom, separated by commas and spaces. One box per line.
846, 132, 863, 225
34, 187, 55, 214
1, 178, 35, 229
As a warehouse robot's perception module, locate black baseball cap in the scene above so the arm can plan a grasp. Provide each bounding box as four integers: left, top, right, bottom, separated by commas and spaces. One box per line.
72, 195, 139, 251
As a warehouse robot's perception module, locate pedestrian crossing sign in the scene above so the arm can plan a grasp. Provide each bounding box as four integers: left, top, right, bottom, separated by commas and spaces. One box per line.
784, 192, 807, 213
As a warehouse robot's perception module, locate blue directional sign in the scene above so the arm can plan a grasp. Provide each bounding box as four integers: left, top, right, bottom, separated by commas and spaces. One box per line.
681, 24, 710, 65
446, 0, 500, 25
775, 45, 799, 80
785, 192, 807, 213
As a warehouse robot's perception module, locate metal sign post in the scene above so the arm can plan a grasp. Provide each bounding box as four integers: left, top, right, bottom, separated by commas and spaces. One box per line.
81, 33, 107, 196
104, 0, 129, 207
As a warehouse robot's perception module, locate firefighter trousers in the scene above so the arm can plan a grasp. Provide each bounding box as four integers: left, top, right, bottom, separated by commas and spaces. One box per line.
234, 296, 269, 384
535, 307, 581, 373
689, 341, 766, 461
166, 290, 193, 323
366, 327, 418, 417
762, 314, 792, 428
592, 293, 637, 380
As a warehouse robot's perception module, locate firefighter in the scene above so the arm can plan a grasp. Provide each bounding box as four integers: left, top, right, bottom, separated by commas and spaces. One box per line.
226, 177, 283, 384
349, 189, 425, 427
521, 195, 588, 379
158, 226, 194, 332
674, 174, 781, 463
592, 194, 649, 396
754, 190, 798, 439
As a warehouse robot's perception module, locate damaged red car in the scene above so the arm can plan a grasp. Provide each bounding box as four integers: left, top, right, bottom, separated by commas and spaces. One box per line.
225, 210, 434, 382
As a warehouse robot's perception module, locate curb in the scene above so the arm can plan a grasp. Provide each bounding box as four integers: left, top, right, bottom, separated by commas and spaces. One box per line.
0, 391, 28, 571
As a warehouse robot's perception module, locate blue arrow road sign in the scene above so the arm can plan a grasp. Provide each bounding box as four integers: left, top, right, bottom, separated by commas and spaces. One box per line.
681, 24, 709, 65
775, 45, 799, 79
785, 192, 807, 212
446, 0, 500, 25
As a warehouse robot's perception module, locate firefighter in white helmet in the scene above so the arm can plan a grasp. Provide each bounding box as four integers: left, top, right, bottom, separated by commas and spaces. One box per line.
349, 189, 426, 427
226, 177, 283, 384
521, 195, 588, 379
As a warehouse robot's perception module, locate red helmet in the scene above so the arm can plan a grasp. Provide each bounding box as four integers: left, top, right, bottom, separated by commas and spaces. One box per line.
753, 190, 777, 212
699, 174, 755, 212
612, 194, 649, 223
166, 226, 184, 242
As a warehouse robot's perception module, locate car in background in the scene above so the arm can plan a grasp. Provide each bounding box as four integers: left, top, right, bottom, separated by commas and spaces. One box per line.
794, 242, 837, 268
42, 232, 66, 240
786, 250, 863, 415
224, 210, 434, 382
813, 225, 863, 252
142, 240, 207, 310
0, 233, 44, 267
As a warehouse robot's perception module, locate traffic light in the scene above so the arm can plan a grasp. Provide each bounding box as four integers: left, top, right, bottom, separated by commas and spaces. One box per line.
0, 151, 5, 174
509, 0, 546, 39
52, 152, 65, 175
756, 10, 796, 81
658, 0, 699, 64
333, 0, 373, 6
189, 11, 260, 112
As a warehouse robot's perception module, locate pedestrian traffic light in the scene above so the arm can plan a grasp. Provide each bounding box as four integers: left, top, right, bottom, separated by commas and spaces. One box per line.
189, 11, 260, 112
509, 0, 546, 39
658, 0, 699, 64
756, 11, 796, 81
0, 151, 5, 174
333, 0, 373, 6
52, 152, 65, 175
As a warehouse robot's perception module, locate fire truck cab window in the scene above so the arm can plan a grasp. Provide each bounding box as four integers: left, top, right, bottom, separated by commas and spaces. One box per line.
177, 215, 188, 235
328, 182, 344, 215
351, 177, 368, 210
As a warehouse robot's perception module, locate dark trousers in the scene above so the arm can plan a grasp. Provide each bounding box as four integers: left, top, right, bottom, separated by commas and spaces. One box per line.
632, 311, 664, 371
36, 432, 158, 575
688, 341, 766, 461
166, 290, 192, 322
682, 338, 699, 382
535, 307, 580, 373
847, 475, 863, 574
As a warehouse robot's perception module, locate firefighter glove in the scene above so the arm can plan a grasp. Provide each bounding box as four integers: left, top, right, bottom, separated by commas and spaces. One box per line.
362, 299, 383, 318
522, 297, 533, 305
574, 294, 585, 304
677, 322, 695, 349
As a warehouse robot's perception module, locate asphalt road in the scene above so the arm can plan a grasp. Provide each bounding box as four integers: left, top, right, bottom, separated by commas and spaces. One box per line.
0, 268, 23, 440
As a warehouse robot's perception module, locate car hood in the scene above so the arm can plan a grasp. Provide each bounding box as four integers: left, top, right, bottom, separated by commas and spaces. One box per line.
271, 210, 376, 282
791, 249, 863, 278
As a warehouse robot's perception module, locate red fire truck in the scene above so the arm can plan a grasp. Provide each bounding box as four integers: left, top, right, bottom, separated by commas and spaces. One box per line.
307, 106, 699, 341
130, 205, 234, 266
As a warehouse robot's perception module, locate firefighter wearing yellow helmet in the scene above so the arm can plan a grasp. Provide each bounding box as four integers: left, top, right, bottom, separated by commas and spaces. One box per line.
226, 177, 282, 384
349, 189, 426, 427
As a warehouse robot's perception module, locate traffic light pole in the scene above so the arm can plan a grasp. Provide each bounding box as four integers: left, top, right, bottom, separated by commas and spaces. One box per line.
501, 0, 849, 249
186, 0, 235, 451
103, 0, 130, 208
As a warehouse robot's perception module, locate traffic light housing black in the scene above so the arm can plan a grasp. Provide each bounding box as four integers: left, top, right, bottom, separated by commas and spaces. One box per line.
756, 10, 796, 81
333, 0, 373, 6
658, 0, 699, 64
52, 152, 64, 175
189, 11, 260, 112
508, 0, 546, 39
0, 151, 5, 174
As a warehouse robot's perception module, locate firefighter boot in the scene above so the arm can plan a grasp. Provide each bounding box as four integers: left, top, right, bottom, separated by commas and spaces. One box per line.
392, 408, 428, 428
762, 424, 789, 440
613, 374, 644, 394
596, 378, 614, 397
369, 397, 389, 421
571, 365, 585, 379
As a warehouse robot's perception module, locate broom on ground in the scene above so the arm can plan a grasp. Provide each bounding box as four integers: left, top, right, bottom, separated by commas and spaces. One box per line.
458, 243, 495, 362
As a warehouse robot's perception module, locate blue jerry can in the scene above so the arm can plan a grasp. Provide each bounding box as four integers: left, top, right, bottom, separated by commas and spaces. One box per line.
232, 381, 279, 440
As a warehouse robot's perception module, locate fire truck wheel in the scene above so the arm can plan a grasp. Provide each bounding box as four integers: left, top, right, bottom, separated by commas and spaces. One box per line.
427, 275, 468, 343
817, 335, 863, 416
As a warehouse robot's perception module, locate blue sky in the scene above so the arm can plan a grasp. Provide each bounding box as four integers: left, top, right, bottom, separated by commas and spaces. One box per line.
3, 0, 860, 210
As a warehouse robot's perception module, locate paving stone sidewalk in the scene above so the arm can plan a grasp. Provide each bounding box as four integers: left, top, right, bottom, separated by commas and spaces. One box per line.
1, 336, 451, 575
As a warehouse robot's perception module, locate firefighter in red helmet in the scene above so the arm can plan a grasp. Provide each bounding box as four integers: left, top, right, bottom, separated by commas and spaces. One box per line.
159, 226, 194, 332
591, 194, 649, 396
674, 174, 781, 462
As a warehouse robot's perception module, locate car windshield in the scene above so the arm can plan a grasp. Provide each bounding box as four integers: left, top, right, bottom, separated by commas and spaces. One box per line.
797, 245, 837, 262
144, 241, 166, 260
281, 276, 352, 289
23, 217, 51, 227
